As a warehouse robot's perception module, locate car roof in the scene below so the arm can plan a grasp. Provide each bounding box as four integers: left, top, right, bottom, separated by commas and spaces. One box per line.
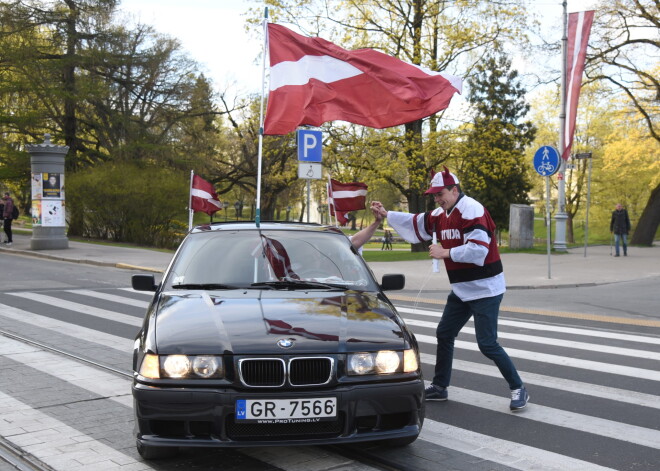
190, 221, 346, 235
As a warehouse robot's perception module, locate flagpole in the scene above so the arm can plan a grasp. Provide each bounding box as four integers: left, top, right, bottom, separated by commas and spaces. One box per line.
327, 174, 337, 227
189, 170, 194, 231
255, 7, 269, 228
554, 0, 568, 252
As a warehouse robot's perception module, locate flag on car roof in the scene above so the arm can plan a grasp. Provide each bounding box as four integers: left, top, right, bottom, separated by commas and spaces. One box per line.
264, 23, 463, 135
328, 179, 367, 226
191, 174, 222, 215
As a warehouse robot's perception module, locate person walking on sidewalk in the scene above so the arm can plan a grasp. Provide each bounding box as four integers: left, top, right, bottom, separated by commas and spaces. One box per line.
371, 167, 529, 411
381, 230, 393, 250
610, 203, 631, 257
2, 192, 15, 246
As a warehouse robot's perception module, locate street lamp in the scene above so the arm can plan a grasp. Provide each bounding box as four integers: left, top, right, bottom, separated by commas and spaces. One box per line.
234, 201, 241, 221
574, 152, 593, 257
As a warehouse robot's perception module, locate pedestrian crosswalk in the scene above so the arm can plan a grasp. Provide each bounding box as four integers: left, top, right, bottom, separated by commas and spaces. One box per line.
1, 287, 659, 471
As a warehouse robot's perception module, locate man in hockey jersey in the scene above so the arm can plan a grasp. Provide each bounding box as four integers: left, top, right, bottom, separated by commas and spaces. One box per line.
371, 167, 529, 411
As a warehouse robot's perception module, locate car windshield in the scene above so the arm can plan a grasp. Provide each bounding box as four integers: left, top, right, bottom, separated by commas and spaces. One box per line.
164, 229, 377, 291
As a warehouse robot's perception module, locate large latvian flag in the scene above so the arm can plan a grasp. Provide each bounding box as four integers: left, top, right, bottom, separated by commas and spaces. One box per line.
264, 23, 463, 135
563, 10, 595, 160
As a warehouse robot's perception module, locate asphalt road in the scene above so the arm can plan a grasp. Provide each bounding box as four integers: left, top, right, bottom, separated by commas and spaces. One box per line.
1, 253, 659, 471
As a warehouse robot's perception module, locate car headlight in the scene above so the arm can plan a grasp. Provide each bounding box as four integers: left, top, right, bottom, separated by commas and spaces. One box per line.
403, 349, 419, 373
347, 349, 417, 375
375, 350, 400, 373
138, 354, 224, 379
349, 352, 374, 375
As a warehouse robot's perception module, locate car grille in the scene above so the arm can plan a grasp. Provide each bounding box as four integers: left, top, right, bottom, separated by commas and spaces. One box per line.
226, 413, 344, 440
238, 357, 333, 387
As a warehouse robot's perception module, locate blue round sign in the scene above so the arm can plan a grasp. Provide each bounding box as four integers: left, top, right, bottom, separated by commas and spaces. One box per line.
533, 146, 560, 176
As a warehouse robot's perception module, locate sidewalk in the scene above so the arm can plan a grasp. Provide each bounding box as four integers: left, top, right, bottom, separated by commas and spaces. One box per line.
2, 232, 659, 290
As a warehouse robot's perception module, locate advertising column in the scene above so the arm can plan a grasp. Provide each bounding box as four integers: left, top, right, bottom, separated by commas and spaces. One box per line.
25, 134, 69, 249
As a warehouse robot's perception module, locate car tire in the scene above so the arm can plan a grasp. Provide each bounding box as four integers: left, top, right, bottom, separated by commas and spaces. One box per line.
136, 441, 178, 460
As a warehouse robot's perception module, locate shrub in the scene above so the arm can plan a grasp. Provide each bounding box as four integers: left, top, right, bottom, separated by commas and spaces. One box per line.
66, 163, 188, 248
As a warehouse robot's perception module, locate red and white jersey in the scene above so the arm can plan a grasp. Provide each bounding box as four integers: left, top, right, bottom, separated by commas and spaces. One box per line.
387, 194, 505, 301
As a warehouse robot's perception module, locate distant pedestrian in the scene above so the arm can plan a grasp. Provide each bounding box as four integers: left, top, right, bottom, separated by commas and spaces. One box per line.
610, 203, 631, 257
381, 230, 393, 250
2, 192, 15, 246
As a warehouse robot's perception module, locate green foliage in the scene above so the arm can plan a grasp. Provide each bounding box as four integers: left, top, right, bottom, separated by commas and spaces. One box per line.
66, 163, 188, 248
458, 51, 535, 229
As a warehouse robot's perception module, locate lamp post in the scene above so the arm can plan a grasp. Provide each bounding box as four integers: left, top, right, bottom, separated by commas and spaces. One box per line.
575, 152, 593, 256
234, 201, 241, 221
317, 205, 327, 225
286, 205, 291, 221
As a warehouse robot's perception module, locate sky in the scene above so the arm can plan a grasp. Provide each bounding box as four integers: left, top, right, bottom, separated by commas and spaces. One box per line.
119, 0, 599, 106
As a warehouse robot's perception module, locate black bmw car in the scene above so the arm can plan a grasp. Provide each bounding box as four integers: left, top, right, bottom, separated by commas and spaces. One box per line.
131, 222, 424, 459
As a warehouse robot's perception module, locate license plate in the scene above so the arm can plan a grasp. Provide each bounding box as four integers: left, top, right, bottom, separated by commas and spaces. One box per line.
235, 397, 337, 423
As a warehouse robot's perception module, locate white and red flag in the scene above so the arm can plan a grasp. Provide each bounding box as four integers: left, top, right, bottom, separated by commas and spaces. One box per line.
190, 174, 222, 215
562, 10, 595, 160
328, 179, 367, 225
264, 23, 463, 135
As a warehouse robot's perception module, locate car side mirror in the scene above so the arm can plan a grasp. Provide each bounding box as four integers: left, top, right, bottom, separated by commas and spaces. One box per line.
132, 274, 158, 292
380, 274, 405, 291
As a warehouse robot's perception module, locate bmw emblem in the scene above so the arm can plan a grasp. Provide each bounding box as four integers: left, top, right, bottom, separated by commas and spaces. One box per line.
277, 338, 295, 349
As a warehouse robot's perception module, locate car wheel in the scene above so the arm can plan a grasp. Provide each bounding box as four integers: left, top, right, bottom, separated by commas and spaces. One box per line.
136, 440, 178, 460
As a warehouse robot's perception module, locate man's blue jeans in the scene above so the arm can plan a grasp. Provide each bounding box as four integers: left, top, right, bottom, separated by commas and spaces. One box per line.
614, 233, 628, 256
433, 291, 523, 390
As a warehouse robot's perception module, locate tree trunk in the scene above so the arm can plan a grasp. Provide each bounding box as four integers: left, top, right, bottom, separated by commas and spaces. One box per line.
630, 183, 660, 246
404, 119, 431, 253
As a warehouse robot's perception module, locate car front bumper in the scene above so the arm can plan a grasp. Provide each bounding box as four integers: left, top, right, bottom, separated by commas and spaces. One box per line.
133, 380, 424, 448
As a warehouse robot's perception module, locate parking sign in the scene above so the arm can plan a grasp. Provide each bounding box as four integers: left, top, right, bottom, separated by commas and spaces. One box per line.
297, 129, 322, 162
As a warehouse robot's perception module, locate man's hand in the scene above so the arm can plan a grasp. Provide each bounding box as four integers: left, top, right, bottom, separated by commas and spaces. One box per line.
370, 201, 387, 219
429, 244, 451, 260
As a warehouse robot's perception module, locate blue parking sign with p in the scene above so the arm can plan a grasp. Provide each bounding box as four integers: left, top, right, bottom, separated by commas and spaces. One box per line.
297, 129, 322, 162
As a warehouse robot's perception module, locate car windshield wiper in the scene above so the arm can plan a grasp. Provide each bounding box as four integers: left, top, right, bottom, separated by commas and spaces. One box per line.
171, 283, 242, 290
250, 280, 347, 291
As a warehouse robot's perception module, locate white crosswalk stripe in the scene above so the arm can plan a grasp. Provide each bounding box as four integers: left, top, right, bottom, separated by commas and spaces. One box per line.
67, 289, 150, 308
414, 331, 660, 381
404, 317, 660, 360
398, 306, 660, 345
8, 292, 142, 326
1, 288, 658, 471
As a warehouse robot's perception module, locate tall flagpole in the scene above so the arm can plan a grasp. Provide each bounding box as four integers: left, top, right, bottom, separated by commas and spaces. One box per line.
188, 170, 194, 231
255, 7, 268, 228
554, 0, 568, 252
326, 174, 337, 227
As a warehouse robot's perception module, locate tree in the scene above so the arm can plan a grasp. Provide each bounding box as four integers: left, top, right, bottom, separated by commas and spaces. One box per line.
586, 0, 660, 244
457, 52, 536, 230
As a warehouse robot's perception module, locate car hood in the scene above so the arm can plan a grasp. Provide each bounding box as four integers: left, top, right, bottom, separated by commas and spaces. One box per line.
152, 290, 407, 355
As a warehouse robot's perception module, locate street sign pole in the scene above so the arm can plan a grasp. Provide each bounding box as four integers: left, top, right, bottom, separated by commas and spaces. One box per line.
534, 145, 560, 280
546, 175, 552, 279
297, 129, 323, 223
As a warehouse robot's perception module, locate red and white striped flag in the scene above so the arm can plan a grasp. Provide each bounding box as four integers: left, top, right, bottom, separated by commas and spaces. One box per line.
328, 179, 367, 225
261, 236, 300, 280
191, 175, 222, 215
563, 10, 595, 160
264, 23, 462, 135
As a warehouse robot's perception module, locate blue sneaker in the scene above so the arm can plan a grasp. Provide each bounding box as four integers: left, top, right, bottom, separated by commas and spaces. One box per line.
424, 384, 448, 401
510, 386, 529, 411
